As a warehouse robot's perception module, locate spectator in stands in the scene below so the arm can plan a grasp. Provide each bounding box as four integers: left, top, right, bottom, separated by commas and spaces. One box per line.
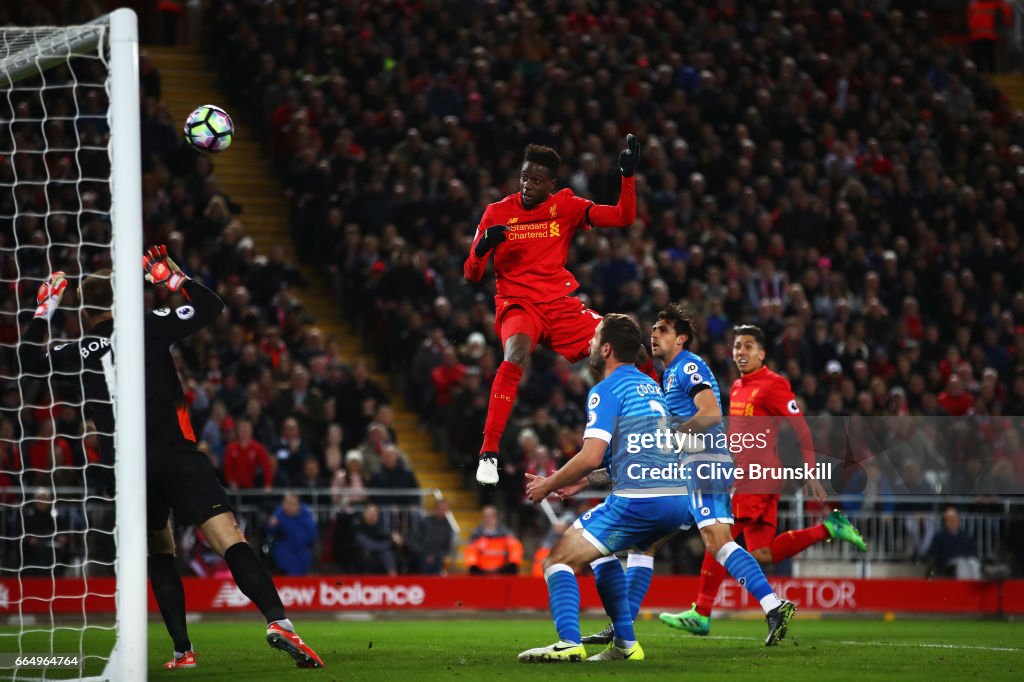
967, 0, 1013, 72
463, 505, 523, 576
26, 419, 73, 487
430, 344, 466, 421
214, 371, 246, 417
244, 398, 277, 450
322, 423, 345, 474
521, 445, 557, 529
271, 366, 326, 450
200, 400, 229, 465
842, 459, 896, 515
223, 418, 275, 492
332, 450, 369, 507
353, 504, 402, 575
368, 445, 420, 508
407, 498, 456, 575
373, 404, 399, 444
927, 506, 983, 579
272, 417, 311, 486
938, 375, 974, 416
339, 361, 389, 449
267, 492, 318, 576
0, 419, 20, 503
20, 488, 68, 576
358, 421, 391, 475
297, 457, 328, 492
447, 367, 488, 472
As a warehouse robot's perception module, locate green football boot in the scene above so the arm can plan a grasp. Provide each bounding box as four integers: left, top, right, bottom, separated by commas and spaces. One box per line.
659, 603, 710, 636
823, 509, 868, 551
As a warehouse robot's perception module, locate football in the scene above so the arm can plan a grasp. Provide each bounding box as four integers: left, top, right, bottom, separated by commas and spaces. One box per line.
183, 104, 234, 153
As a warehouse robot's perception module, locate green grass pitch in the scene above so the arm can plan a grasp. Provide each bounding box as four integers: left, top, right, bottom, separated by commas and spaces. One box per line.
2, 617, 1022, 680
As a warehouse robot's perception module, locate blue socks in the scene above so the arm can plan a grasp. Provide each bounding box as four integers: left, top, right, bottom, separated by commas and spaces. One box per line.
591, 556, 636, 647
544, 564, 581, 644
626, 554, 654, 621
717, 541, 782, 613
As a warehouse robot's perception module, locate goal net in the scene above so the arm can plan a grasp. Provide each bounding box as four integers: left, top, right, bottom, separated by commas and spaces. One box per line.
0, 10, 146, 681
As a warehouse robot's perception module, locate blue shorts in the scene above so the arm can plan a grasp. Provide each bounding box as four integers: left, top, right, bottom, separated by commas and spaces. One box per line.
688, 489, 734, 529
574, 494, 691, 555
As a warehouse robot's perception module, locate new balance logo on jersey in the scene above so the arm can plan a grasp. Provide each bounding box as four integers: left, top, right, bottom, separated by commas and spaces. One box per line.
212, 582, 251, 608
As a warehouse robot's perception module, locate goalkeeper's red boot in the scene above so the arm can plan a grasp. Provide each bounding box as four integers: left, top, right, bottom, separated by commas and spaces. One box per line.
163, 651, 197, 669
267, 622, 325, 668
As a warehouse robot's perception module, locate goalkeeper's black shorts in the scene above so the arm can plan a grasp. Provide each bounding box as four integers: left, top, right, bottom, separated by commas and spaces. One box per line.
146, 447, 233, 532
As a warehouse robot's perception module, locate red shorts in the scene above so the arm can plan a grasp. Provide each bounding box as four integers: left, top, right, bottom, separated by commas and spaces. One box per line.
494, 296, 602, 363
732, 493, 780, 551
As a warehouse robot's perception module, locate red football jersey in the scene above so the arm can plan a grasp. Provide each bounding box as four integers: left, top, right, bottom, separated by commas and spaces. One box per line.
729, 366, 815, 472
464, 178, 636, 302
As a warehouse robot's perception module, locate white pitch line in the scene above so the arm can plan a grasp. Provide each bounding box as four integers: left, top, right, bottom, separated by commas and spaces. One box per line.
701, 635, 1024, 653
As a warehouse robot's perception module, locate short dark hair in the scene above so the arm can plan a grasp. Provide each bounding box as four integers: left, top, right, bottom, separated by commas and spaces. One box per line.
80, 269, 113, 314
657, 303, 695, 347
523, 144, 560, 177
733, 324, 766, 349
600, 313, 642, 363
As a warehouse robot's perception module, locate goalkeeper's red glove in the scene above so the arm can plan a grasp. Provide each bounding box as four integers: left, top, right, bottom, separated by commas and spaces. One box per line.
34, 271, 68, 321
143, 245, 189, 292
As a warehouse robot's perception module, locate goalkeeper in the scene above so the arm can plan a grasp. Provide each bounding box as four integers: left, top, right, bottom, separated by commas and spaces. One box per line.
23, 248, 325, 670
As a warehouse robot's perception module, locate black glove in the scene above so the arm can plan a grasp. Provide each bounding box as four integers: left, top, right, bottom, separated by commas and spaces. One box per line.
618, 133, 640, 177
474, 225, 509, 257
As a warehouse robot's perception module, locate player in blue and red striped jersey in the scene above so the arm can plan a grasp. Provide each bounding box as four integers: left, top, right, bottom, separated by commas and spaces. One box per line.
465, 136, 640, 486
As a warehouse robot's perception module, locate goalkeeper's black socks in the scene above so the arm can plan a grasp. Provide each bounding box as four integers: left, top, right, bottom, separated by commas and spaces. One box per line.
224, 542, 286, 623
148, 553, 191, 654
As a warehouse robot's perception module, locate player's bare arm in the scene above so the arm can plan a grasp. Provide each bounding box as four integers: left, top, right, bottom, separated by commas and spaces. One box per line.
676, 389, 722, 434
551, 467, 609, 500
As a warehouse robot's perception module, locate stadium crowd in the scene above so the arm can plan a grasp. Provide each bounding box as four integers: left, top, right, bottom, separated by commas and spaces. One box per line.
203, 0, 1023, 503
1, 0, 1023, 577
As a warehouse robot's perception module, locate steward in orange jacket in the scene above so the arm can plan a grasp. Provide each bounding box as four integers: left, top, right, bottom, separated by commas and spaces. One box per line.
464, 505, 524, 575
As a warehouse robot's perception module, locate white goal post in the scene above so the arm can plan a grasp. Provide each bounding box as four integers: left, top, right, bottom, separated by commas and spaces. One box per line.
0, 8, 146, 681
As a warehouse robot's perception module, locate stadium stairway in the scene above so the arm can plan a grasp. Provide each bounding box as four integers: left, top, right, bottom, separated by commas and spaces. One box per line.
145, 46, 480, 543
991, 73, 1024, 111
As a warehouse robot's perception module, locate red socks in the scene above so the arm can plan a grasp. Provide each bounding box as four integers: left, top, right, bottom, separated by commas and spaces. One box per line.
481, 361, 523, 453
768, 524, 829, 563
694, 524, 829, 616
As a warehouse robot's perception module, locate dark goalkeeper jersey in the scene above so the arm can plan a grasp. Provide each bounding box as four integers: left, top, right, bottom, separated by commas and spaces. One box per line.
19, 280, 225, 459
